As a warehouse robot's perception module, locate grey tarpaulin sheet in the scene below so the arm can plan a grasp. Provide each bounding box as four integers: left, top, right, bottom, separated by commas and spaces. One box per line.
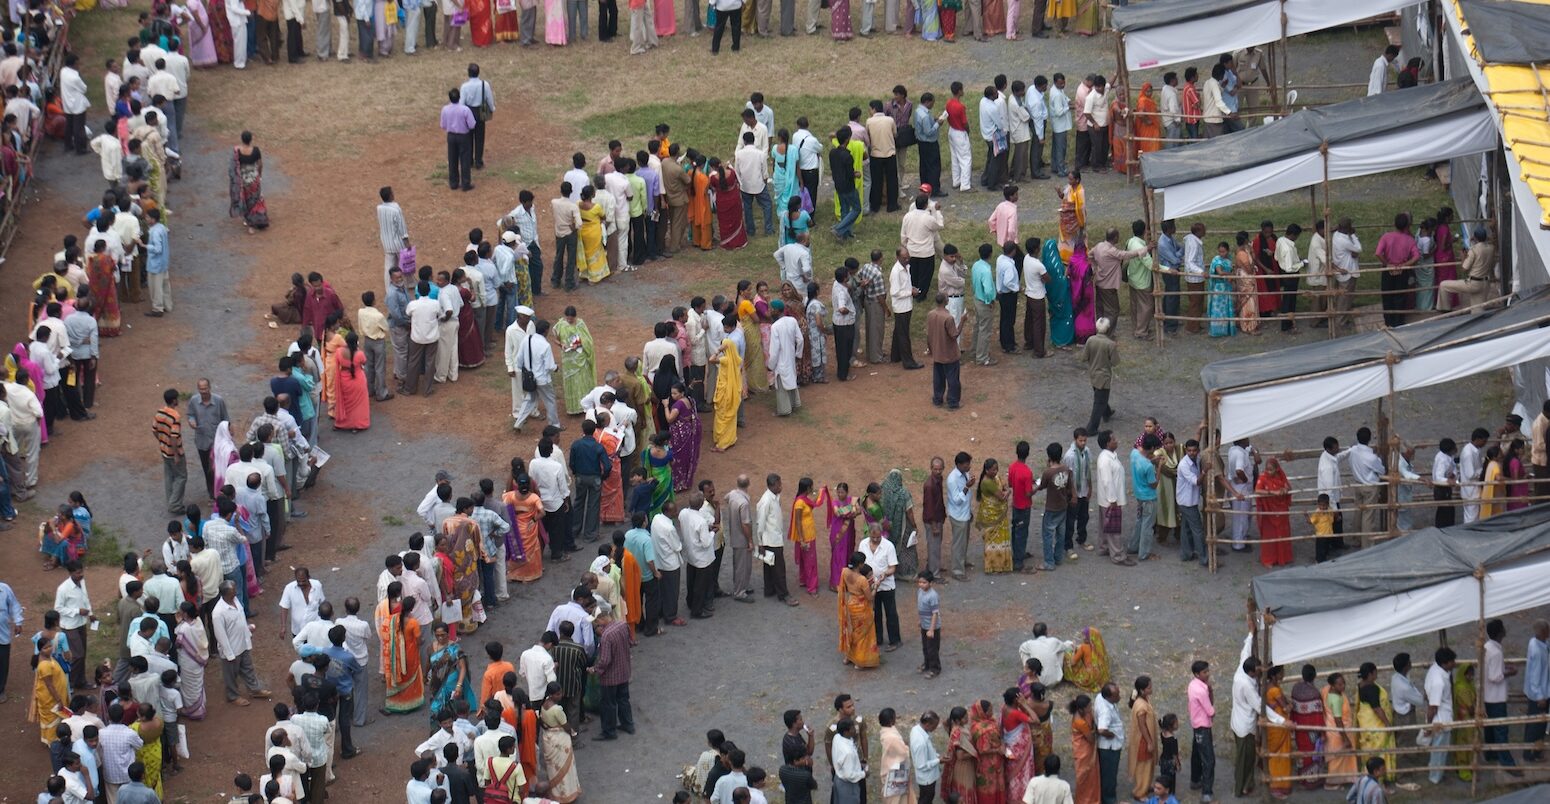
1483, 785, 1550, 804
1140, 79, 1485, 189
1251, 504, 1550, 619
1461, 0, 1550, 64
1199, 284, 1550, 393
1111, 0, 1265, 31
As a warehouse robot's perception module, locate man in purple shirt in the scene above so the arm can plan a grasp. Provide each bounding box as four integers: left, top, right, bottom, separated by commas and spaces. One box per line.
635, 149, 663, 261
1374, 212, 1420, 327
440, 88, 476, 192
589, 602, 635, 740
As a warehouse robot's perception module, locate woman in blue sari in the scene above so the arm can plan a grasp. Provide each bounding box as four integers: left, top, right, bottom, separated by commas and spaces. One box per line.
646, 432, 675, 518
1043, 238, 1074, 347
426, 622, 478, 720
918, 0, 941, 39
1207, 241, 1238, 338
771, 129, 800, 215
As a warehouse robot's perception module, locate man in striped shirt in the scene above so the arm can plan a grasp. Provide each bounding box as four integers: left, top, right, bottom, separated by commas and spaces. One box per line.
152, 388, 186, 515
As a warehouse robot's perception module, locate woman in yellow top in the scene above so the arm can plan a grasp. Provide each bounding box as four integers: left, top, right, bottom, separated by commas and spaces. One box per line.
837, 555, 879, 669
711, 337, 742, 452
975, 458, 1012, 573
735, 281, 769, 393
27, 639, 69, 745
787, 477, 830, 596
576, 185, 610, 285
1056, 172, 1086, 261
1355, 664, 1395, 789
1480, 445, 1505, 519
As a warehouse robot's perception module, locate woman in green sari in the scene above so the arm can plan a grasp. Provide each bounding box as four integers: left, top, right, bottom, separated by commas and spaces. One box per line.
645, 432, 674, 518
1043, 238, 1075, 347
1452, 664, 1477, 781
879, 469, 919, 580
553, 307, 597, 415
771, 129, 801, 214
1154, 432, 1181, 545
975, 459, 1013, 574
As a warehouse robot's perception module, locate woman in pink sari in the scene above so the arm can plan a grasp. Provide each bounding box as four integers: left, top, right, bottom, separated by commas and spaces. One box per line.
544, 0, 567, 43
1069, 238, 1098, 343
826, 483, 862, 593
186, 0, 219, 66
1433, 207, 1458, 310
653, 0, 675, 36
1003, 687, 1038, 802
209, 421, 238, 498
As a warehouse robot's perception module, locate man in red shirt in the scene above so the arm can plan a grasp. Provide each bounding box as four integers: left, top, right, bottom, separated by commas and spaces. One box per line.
1008, 440, 1035, 573
944, 81, 972, 194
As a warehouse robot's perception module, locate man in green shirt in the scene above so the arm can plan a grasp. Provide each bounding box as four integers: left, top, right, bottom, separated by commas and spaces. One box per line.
969, 243, 998, 367
1124, 219, 1155, 339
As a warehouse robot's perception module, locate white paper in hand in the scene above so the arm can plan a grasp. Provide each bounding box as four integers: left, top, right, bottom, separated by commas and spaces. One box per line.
905, 530, 918, 548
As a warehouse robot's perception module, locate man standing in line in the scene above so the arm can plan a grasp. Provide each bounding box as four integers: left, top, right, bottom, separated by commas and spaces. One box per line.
1129, 433, 1161, 562
153, 388, 187, 516
1274, 222, 1305, 332
1424, 647, 1457, 784
661, 144, 691, 256
912, 94, 944, 197
1159, 71, 1182, 146
920, 458, 947, 579
1331, 217, 1362, 330
54, 561, 95, 689
1081, 318, 1117, 435
1021, 236, 1049, 356
768, 301, 806, 416
59, 54, 89, 154
1188, 660, 1216, 801
213, 580, 271, 706
978, 86, 1006, 191
969, 243, 997, 367
1062, 429, 1092, 555
945, 83, 973, 194
506, 193, 543, 301
853, 252, 887, 366
385, 272, 412, 389
401, 281, 440, 396
724, 475, 755, 602
859, 520, 900, 653
460, 64, 492, 170
186, 378, 229, 497
376, 187, 408, 296
945, 451, 973, 581
1232, 656, 1282, 797
1090, 228, 1146, 326
1007, 441, 1034, 572
910, 711, 941, 802
900, 195, 944, 301
357, 291, 393, 402
511, 318, 561, 432
1047, 74, 1071, 177
1523, 620, 1549, 762
1124, 220, 1155, 339
651, 500, 684, 626
1481, 619, 1521, 774
865, 100, 900, 214
1095, 431, 1131, 567
1035, 443, 1073, 571
925, 293, 960, 410
441, 88, 476, 193
735, 131, 773, 238
755, 473, 797, 606
568, 419, 610, 545
888, 248, 923, 370
1095, 682, 1126, 804
994, 240, 1021, 354
589, 602, 635, 740
1177, 439, 1206, 564
679, 493, 715, 619
1347, 427, 1386, 548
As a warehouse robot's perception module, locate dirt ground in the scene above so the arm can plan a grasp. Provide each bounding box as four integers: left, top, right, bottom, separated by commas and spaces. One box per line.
0, 8, 1533, 803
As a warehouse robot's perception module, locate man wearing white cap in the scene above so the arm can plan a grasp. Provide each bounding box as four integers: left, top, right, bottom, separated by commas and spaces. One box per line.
508, 311, 561, 432
492, 230, 522, 334
504, 306, 538, 426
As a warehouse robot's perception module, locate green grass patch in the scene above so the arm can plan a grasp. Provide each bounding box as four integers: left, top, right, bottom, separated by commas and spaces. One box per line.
579, 95, 873, 158
383, 514, 406, 527
83, 522, 128, 568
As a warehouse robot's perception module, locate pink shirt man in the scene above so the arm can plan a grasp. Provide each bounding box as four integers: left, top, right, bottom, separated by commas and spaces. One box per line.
1188, 675, 1215, 730
988, 200, 1018, 249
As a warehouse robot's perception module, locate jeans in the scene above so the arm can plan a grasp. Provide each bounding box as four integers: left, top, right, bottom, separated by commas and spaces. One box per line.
597, 0, 618, 38
1098, 747, 1121, 804
567, 0, 588, 38
599, 682, 634, 736
553, 232, 578, 290
1179, 504, 1205, 564
741, 188, 773, 236
1427, 726, 1451, 784
1041, 509, 1066, 567
572, 474, 602, 543
1161, 270, 1181, 332
356, 19, 374, 58
1049, 129, 1068, 175
1526, 699, 1549, 759
917, 140, 941, 192
872, 588, 901, 646
1191, 726, 1215, 796
163, 454, 187, 514
835, 323, 857, 381
711, 6, 742, 52
834, 189, 861, 238
0, 457, 15, 519
1128, 498, 1156, 559
479, 559, 499, 609
1064, 496, 1088, 548
1484, 701, 1517, 765
931, 361, 960, 407
1010, 507, 1030, 569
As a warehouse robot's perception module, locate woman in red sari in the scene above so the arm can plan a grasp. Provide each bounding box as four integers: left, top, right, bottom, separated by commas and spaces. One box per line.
1256, 457, 1293, 567
968, 700, 1005, 804
1069, 695, 1099, 804
333, 333, 371, 431
708, 157, 747, 251
455, 275, 484, 368
468, 0, 496, 45
207, 0, 236, 63
1252, 225, 1281, 317
597, 418, 624, 524
86, 244, 121, 337
653, 0, 675, 35
942, 706, 978, 803
492, 0, 520, 40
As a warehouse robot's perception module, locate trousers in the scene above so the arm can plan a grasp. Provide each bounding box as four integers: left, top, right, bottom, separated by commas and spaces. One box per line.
872, 588, 901, 646
599, 681, 634, 736
572, 474, 602, 542
163, 454, 188, 514
949, 516, 969, 575
401, 339, 437, 395
446, 132, 472, 190
221, 649, 264, 700
890, 309, 916, 365
931, 361, 960, 408
362, 337, 389, 399
1128, 498, 1156, 558
761, 545, 790, 599
1191, 726, 1215, 795
971, 298, 995, 363
948, 129, 972, 190
1041, 509, 1066, 567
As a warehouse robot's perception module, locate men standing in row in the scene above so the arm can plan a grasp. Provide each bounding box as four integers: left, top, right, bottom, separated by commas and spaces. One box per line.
755, 473, 798, 605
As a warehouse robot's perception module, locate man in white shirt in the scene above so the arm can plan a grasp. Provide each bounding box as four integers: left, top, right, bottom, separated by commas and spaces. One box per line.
277, 567, 324, 637
1482, 619, 1521, 772
753, 474, 796, 605
1226, 439, 1255, 548
768, 301, 807, 416
1273, 223, 1305, 333
212, 580, 271, 706
650, 501, 684, 625
1081, 76, 1111, 171
887, 248, 922, 370
1177, 440, 1205, 565
432, 271, 463, 383
774, 233, 814, 289
511, 318, 561, 432
1020, 240, 1049, 356
1331, 218, 1362, 330
530, 439, 570, 561
1305, 220, 1330, 321
1368, 45, 1400, 95
734, 130, 773, 238
1459, 428, 1489, 523
1346, 427, 1386, 548
402, 283, 442, 396
909, 712, 941, 801
1231, 656, 1283, 796
1424, 647, 1458, 784
290, 600, 335, 653
1159, 71, 1183, 144
517, 634, 557, 706
1390, 652, 1427, 731
679, 492, 716, 619
1017, 623, 1072, 687
859, 524, 900, 650
59, 54, 90, 153
831, 719, 866, 799
1047, 76, 1072, 177
337, 596, 374, 727
1094, 682, 1126, 801
1316, 436, 1351, 562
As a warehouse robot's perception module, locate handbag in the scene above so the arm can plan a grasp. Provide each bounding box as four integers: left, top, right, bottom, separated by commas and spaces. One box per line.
798, 185, 814, 215
520, 335, 538, 393
476, 80, 494, 122
484, 757, 519, 804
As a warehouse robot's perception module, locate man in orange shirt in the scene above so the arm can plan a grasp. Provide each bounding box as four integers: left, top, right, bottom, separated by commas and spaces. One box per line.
479, 641, 516, 708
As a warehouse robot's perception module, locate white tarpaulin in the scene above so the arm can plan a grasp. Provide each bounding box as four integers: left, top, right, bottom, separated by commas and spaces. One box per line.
1215, 325, 1550, 441
1116, 0, 1423, 71
1265, 556, 1550, 664
1155, 109, 1498, 219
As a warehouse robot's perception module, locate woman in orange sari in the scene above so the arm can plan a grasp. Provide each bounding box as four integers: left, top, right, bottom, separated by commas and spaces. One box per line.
333, 333, 371, 431
788, 477, 829, 595
968, 700, 1005, 804
492, 0, 519, 40
376, 586, 425, 713
598, 420, 624, 524
1109, 92, 1132, 175
942, 706, 978, 803
86, 243, 121, 337
1265, 665, 1294, 799
687, 154, 713, 250
502, 475, 544, 584
1256, 457, 1293, 567
837, 554, 878, 669
1323, 673, 1357, 789
610, 534, 642, 641
468, 0, 495, 44
1069, 695, 1100, 804
321, 312, 348, 419
1133, 82, 1162, 156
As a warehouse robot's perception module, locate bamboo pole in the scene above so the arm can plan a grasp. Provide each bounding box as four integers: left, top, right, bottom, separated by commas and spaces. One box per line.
1323, 145, 1337, 337
1118, 35, 1133, 188
1385, 353, 1401, 540
1472, 567, 1487, 799
1207, 394, 1220, 573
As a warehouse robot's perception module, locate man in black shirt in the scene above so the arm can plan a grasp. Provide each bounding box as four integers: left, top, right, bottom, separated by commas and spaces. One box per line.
440, 743, 478, 804
831, 128, 862, 241
778, 743, 818, 804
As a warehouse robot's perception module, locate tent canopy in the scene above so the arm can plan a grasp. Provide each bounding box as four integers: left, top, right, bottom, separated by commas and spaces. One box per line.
1201, 286, 1550, 442
1461, 0, 1550, 63
1113, 0, 1420, 70
1139, 80, 1497, 219
1252, 504, 1550, 664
